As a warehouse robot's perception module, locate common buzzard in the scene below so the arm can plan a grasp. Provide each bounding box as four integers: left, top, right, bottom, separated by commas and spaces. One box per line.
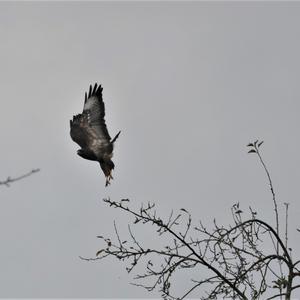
70, 83, 120, 186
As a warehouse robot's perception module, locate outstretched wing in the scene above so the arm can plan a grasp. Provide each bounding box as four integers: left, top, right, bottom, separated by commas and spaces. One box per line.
83, 83, 111, 142
70, 83, 112, 155
70, 113, 91, 148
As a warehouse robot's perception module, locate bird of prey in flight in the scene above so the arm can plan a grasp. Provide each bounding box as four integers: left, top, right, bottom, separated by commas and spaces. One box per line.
70, 83, 120, 186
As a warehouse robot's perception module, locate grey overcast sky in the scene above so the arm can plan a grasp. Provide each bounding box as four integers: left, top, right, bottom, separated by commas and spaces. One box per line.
1, 1, 300, 298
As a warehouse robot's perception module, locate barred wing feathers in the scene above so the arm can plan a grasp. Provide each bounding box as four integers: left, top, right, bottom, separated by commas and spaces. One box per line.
83, 83, 111, 143
70, 84, 111, 155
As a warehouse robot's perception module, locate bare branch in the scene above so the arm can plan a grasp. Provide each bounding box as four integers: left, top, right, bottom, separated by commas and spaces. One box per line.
284, 203, 289, 249
266, 292, 287, 300
0, 169, 40, 187
248, 141, 279, 253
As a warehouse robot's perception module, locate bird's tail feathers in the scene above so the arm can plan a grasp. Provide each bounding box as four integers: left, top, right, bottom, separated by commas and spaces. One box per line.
111, 131, 121, 143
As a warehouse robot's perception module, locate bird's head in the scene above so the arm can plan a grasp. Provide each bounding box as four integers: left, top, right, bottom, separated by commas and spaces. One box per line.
99, 159, 115, 186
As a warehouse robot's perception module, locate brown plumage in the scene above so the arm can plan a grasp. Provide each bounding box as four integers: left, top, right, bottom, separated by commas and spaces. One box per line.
70, 83, 120, 186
